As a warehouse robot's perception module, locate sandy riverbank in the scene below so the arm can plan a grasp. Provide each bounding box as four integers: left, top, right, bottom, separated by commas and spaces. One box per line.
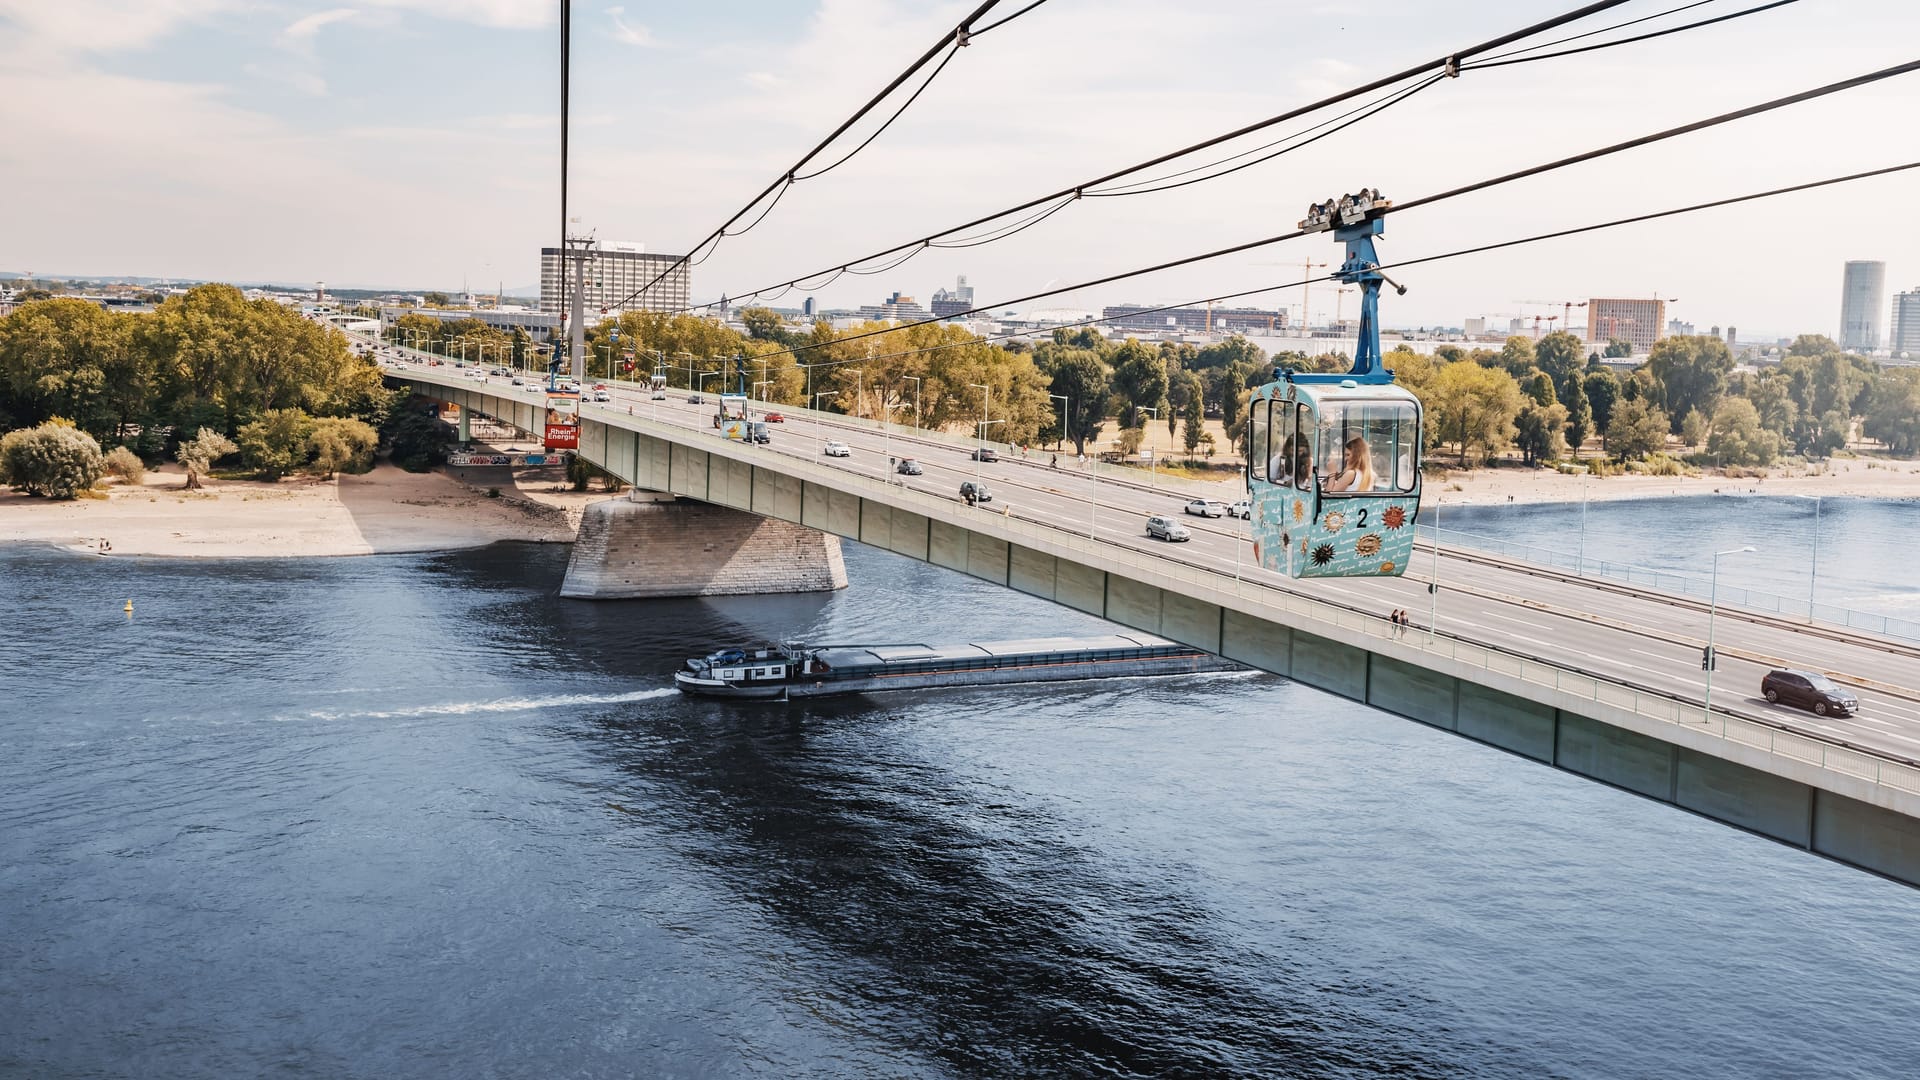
0, 462, 605, 558
1420, 455, 1920, 506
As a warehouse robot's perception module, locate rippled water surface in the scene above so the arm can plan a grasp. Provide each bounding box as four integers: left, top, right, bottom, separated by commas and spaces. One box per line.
5, 520, 1920, 1078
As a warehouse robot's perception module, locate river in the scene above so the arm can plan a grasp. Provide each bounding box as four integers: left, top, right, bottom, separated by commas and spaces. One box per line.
4, 500, 1919, 1078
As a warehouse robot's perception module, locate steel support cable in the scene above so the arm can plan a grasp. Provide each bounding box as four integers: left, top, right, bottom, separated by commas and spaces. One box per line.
1473, 0, 1719, 63
792, 44, 964, 181
654, 0, 1644, 316
607, 0, 1010, 311
781, 160, 1920, 373
970, 0, 1052, 36
928, 194, 1078, 248
733, 58, 1920, 365
1462, 0, 1803, 70
1081, 74, 1449, 198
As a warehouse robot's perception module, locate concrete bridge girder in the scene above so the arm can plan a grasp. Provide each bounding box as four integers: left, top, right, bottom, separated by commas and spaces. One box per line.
402, 378, 1920, 889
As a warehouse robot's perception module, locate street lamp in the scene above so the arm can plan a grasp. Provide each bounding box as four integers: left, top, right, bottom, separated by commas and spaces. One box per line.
901, 376, 922, 430
812, 390, 838, 455
969, 382, 992, 493
1427, 498, 1442, 637
1793, 493, 1822, 621
1141, 406, 1159, 489
1704, 545, 1756, 721
754, 379, 773, 402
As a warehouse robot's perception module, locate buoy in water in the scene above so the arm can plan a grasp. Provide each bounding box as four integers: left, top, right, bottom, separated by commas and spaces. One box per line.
124, 599, 133, 614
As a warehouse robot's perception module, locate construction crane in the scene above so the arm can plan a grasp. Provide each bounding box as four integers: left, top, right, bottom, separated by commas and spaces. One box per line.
1519, 299, 1587, 339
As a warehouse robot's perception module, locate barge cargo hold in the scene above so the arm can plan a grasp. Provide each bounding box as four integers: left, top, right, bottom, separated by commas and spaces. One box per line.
674, 634, 1240, 700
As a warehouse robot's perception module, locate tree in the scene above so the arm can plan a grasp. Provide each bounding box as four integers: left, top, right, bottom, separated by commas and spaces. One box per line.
1181, 393, 1204, 459
1787, 333, 1839, 358
1706, 398, 1780, 466
1116, 425, 1145, 457
0, 421, 104, 498
306, 417, 378, 478
0, 298, 147, 444
1108, 338, 1168, 419
1513, 401, 1569, 466
1045, 350, 1108, 454
1418, 362, 1523, 465
1862, 368, 1920, 455
236, 408, 315, 480
175, 429, 238, 489
423, 291, 453, 307
1679, 408, 1709, 448
1192, 335, 1263, 372
1606, 399, 1669, 460
1534, 330, 1585, 402
1604, 338, 1634, 358
1525, 370, 1557, 407
1496, 336, 1536, 377
1646, 335, 1734, 433
102, 446, 145, 484
1562, 376, 1593, 455
381, 407, 452, 472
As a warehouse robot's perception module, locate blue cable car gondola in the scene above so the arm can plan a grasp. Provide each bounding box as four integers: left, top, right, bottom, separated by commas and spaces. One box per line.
1248, 190, 1422, 578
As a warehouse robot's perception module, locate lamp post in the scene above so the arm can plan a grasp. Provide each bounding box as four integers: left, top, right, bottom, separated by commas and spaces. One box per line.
1427, 498, 1442, 638
1704, 545, 1756, 721
878, 400, 907, 481
1576, 477, 1589, 578
901, 376, 922, 430
754, 380, 773, 402
1141, 406, 1159, 489
812, 390, 838, 455
1049, 394, 1069, 452
1793, 493, 1822, 621
969, 382, 992, 494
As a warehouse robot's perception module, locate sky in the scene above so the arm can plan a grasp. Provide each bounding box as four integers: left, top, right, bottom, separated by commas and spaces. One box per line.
1, 0, 1917, 340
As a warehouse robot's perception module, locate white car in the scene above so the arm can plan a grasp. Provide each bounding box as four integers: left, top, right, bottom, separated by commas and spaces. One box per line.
1227, 499, 1251, 519
1184, 499, 1227, 518
822, 441, 852, 457
592, 390, 611, 402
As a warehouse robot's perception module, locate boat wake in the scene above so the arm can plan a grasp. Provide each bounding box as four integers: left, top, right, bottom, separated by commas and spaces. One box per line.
295, 688, 678, 722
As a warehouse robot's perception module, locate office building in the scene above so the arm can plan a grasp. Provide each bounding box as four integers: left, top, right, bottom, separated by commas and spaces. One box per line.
1892, 288, 1920, 357
855, 292, 932, 323
930, 275, 976, 318
1668, 318, 1695, 336
539, 240, 690, 317
1587, 297, 1667, 354
1463, 316, 1487, 337
1101, 303, 1289, 333
1840, 260, 1886, 351
802, 297, 816, 318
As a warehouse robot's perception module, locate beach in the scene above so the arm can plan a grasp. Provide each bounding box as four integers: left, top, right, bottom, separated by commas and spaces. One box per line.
1421, 454, 1920, 506
0, 463, 604, 558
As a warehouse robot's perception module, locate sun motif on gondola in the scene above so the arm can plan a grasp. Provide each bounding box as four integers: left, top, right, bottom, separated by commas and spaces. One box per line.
1379, 561, 1395, 574
1382, 505, 1407, 529
1292, 499, 1305, 523
1311, 543, 1335, 566
1355, 533, 1382, 557
1323, 510, 1345, 532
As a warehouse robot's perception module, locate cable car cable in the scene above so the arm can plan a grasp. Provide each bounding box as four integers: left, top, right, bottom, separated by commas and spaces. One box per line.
1462, 0, 1803, 70
604, 0, 1019, 311
726, 57, 1920, 365
773, 159, 1917, 373
1473, 0, 1719, 64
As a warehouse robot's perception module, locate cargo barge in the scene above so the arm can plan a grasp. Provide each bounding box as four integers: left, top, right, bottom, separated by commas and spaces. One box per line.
674, 634, 1238, 700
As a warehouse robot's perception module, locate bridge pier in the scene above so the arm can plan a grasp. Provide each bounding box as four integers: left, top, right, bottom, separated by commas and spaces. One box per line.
560, 493, 848, 599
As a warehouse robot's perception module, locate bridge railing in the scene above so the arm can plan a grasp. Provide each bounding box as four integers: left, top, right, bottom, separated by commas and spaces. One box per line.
1417, 522, 1920, 645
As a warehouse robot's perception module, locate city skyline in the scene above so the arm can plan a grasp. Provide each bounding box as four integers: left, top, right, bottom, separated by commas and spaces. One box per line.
2, 1, 1918, 340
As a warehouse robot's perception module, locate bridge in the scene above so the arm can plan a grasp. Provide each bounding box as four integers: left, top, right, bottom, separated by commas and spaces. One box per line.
382, 351, 1920, 888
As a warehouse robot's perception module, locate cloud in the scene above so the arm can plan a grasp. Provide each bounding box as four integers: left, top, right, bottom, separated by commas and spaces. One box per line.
0, 0, 244, 56
604, 5, 654, 47
282, 7, 359, 44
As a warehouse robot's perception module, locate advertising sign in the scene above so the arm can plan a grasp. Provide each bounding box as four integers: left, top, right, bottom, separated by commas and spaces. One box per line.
544, 390, 581, 451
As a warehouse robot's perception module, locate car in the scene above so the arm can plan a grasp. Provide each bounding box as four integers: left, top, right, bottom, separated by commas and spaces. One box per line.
489, 367, 508, 376
764, 412, 785, 423
1761, 669, 1859, 717
959, 480, 992, 504
822, 441, 851, 457
524, 384, 542, 393
969, 447, 998, 462
651, 390, 666, 400
1184, 499, 1228, 518
687, 394, 702, 404
750, 422, 771, 444
896, 458, 923, 476
591, 383, 607, 391
592, 390, 611, 402
1228, 499, 1251, 519
1146, 516, 1191, 542
454, 361, 467, 368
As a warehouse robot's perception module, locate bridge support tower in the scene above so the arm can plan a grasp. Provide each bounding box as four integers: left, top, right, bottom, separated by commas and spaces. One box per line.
560, 493, 848, 599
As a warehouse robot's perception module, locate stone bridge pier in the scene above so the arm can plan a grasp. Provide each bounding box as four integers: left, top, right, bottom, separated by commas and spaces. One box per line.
560, 493, 848, 599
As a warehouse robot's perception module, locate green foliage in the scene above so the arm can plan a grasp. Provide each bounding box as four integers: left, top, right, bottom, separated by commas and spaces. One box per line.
1181, 393, 1204, 458
1514, 401, 1568, 466
1646, 335, 1734, 433
235, 408, 315, 480
1192, 335, 1263, 372
0, 422, 104, 498
1496, 336, 1536, 378
306, 417, 378, 478
1534, 331, 1584, 402
1116, 425, 1145, 456
1606, 399, 1669, 461
102, 445, 146, 484
1044, 349, 1109, 454
1563, 376, 1592, 453
1108, 339, 1169, 419
1525, 370, 1557, 407
1679, 408, 1709, 448
423, 291, 453, 307
380, 405, 452, 472
175, 429, 238, 489
1706, 397, 1780, 467
1604, 338, 1634, 358
1787, 334, 1838, 358
1862, 368, 1920, 456
1417, 362, 1523, 464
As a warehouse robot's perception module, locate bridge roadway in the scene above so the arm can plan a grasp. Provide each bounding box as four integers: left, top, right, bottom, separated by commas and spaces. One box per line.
397, 358, 1920, 759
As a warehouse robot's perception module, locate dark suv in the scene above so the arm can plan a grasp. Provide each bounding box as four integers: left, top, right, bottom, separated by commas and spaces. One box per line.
1761, 669, 1859, 717
969, 447, 998, 462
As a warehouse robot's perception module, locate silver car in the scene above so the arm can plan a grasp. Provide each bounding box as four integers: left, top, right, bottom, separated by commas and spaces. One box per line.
1184, 499, 1227, 518
1146, 516, 1191, 542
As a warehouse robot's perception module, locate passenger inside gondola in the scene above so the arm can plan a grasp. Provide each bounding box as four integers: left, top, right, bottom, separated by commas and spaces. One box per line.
1324, 435, 1376, 492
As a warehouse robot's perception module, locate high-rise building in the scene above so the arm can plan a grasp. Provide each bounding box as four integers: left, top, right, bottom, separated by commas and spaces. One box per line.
802, 297, 816, 317
539, 240, 690, 318
1892, 288, 1920, 357
1668, 318, 1695, 336
1840, 260, 1886, 352
855, 292, 932, 322
1587, 297, 1667, 354
931, 275, 976, 318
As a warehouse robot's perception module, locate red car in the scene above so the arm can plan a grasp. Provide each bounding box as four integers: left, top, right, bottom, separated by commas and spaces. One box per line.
764, 412, 785, 423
